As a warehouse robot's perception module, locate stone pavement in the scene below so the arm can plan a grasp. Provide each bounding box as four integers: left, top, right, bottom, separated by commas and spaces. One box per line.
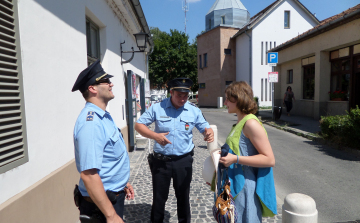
124, 124, 282, 222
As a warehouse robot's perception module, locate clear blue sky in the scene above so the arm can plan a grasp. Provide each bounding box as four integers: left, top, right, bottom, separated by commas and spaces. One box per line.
139, 0, 360, 42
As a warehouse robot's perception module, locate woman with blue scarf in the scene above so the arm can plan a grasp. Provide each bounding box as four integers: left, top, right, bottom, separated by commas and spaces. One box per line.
218, 81, 277, 223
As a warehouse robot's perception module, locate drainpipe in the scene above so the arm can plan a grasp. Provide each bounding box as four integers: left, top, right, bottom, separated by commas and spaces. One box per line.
244, 28, 252, 87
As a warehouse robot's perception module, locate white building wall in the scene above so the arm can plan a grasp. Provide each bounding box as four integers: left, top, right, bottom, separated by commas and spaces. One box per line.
250, 0, 318, 106
235, 30, 251, 84
0, 0, 148, 205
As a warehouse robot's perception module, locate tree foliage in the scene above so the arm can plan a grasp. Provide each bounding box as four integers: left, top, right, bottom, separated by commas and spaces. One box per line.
149, 27, 198, 92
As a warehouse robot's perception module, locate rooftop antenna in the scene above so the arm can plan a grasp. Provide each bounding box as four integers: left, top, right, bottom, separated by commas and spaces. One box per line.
182, 0, 189, 33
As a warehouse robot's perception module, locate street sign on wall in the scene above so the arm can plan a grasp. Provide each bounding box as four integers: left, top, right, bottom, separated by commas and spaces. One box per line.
268, 72, 278, 83
268, 52, 278, 66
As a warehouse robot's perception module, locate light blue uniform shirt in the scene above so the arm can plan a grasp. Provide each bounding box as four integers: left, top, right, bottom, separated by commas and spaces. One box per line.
74, 102, 130, 196
137, 97, 210, 156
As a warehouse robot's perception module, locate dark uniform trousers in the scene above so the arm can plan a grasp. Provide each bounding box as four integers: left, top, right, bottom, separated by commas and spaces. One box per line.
79, 192, 126, 222
151, 153, 193, 223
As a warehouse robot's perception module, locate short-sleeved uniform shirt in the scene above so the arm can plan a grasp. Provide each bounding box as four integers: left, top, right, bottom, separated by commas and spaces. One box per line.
74, 102, 130, 196
137, 97, 210, 156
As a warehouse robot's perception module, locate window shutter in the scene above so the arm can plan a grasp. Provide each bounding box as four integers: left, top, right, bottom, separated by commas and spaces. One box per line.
0, 0, 28, 173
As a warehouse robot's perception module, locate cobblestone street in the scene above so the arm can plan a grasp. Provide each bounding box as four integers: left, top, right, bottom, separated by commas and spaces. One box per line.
124, 126, 282, 222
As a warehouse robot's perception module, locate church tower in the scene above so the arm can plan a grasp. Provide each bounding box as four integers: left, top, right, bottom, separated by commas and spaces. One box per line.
206, 0, 250, 31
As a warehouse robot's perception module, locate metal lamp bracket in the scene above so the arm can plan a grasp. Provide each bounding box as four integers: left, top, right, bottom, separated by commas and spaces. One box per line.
120, 41, 135, 65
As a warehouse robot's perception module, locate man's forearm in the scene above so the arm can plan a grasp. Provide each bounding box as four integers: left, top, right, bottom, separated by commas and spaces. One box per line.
135, 123, 157, 139
81, 169, 119, 220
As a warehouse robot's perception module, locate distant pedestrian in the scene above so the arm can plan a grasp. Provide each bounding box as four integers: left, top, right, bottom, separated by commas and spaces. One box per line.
283, 86, 295, 116
135, 77, 214, 223
217, 81, 277, 223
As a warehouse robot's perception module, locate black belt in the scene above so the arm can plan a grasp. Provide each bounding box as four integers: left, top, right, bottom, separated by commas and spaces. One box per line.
83, 190, 125, 203
153, 149, 194, 161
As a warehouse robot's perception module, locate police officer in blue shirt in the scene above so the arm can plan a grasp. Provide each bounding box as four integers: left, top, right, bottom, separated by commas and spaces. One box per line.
135, 77, 214, 223
72, 60, 134, 223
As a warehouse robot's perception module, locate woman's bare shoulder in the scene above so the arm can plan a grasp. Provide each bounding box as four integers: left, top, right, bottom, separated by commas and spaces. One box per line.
243, 118, 263, 135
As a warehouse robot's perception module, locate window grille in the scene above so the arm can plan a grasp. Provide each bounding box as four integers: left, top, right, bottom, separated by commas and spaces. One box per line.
0, 0, 28, 173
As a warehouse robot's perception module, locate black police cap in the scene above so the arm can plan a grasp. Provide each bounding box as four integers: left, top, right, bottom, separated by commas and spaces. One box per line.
71, 60, 113, 93
167, 78, 193, 92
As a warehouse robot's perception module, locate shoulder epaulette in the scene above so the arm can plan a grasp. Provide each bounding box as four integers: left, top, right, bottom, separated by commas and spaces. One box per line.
189, 102, 198, 107
86, 111, 95, 121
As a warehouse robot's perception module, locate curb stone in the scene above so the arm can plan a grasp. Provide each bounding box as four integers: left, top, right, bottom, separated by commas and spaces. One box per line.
259, 118, 360, 158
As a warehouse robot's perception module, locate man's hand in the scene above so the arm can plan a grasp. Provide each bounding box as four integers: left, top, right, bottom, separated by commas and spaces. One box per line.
106, 214, 124, 223
125, 183, 135, 200
155, 132, 172, 146
203, 127, 214, 142
81, 169, 124, 223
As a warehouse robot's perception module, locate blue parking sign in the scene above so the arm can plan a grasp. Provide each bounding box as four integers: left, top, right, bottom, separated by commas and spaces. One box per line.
268, 52, 278, 64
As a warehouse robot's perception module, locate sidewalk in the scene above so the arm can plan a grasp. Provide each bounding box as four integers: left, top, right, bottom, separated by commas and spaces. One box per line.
123, 124, 282, 222
201, 108, 322, 140
257, 109, 321, 140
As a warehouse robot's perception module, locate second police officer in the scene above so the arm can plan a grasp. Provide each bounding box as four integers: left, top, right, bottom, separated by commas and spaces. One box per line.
135, 77, 214, 223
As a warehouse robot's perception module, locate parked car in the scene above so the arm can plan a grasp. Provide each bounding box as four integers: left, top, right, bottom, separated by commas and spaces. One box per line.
188, 94, 198, 104
150, 94, 166, 106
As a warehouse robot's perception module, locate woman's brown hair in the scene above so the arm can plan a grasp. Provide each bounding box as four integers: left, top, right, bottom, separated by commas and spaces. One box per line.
225, 81, 258, 114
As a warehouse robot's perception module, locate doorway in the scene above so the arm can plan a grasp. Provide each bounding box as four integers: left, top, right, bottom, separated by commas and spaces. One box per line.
351, 56, 360, 109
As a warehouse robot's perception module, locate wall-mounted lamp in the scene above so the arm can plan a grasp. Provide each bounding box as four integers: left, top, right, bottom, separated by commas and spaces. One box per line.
121, 31, 149, 64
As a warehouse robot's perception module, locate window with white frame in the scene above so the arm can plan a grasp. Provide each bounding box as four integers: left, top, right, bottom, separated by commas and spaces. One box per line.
284, 11, 290, 28
86, 18, 100, 65
0, 0, 29, 174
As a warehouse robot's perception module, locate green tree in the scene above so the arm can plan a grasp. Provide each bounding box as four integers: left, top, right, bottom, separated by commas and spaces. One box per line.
149, 28, 198, 92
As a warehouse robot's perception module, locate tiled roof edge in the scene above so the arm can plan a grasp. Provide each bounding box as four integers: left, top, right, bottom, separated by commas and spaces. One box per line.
270, 4, 360, 53
231, 0, 319, 39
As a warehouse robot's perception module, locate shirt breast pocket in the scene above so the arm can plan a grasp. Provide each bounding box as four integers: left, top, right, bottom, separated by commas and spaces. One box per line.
156, 117, 172, 132
110, 131, 124, 159
180, 116, 195, 132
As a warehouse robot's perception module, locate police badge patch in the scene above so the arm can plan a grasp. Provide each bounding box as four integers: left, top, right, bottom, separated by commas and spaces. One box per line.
86, 111, 94, 121
185, 123, 189, 130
